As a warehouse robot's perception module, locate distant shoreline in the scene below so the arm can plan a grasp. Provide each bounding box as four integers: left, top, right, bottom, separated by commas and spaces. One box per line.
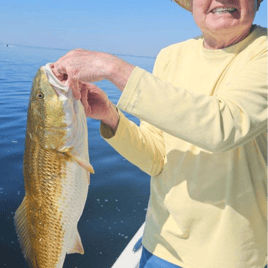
0, 43, 156, 59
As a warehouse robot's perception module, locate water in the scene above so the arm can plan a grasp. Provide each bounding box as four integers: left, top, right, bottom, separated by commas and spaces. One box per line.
0, 44, 155, 267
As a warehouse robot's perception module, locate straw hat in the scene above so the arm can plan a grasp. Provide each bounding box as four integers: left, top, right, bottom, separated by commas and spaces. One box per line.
173, 0, 191, 11
173, 0, 263, 12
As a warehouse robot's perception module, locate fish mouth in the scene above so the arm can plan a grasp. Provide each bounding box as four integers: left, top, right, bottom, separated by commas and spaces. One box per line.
41, 63, 86, 152
42, 65, 69, 93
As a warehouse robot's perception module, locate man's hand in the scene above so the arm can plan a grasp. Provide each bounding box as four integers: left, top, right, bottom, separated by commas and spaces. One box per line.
79, 82, 109, 120
80, 82, 119, 132
51, 49, 135, 99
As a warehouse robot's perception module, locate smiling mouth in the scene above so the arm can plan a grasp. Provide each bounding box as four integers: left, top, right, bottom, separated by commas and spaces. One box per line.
211, 7, 237, 14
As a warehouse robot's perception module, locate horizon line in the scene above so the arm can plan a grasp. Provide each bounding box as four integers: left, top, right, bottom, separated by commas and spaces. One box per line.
0, 42, 156, 59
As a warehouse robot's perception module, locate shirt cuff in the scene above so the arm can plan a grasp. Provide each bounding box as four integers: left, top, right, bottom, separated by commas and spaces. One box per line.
100, 109, 125, 140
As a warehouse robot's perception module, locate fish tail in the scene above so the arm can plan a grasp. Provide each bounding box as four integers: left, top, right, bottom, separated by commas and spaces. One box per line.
15, 197, 42, 268
14, 197, 33, 262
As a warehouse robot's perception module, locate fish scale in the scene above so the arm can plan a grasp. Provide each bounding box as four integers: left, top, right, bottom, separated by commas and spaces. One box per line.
25, 141, 65, 267
14, 64, 94, 268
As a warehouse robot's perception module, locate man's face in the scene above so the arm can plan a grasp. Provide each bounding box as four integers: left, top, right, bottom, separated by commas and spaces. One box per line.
190, 0, 258, 41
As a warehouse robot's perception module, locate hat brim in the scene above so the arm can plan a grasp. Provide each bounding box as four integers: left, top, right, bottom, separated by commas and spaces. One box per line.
173, 0, 191, 11
173, 0, 263, 12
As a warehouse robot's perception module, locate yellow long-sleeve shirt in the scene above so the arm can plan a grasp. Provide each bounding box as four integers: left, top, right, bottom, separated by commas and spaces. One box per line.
101, 25, 267, 268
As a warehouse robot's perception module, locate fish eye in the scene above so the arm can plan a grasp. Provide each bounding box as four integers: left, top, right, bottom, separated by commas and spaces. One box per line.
36, 92, 44, 99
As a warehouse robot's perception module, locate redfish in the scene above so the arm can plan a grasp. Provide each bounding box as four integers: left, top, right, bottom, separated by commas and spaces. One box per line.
14, 63, 94, 268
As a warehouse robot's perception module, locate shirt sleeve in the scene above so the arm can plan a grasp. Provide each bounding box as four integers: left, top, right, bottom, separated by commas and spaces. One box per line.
100, 111, 165, 176
99, 55, 166, 177
117, 45, 267, 153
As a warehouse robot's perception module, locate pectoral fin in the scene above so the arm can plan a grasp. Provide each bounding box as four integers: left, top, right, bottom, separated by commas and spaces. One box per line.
67, 229, 84, 255
68, 152, 95, 174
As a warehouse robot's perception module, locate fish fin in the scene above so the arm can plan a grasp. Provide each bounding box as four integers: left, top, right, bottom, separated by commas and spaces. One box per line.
67, 229, 84, 255
35, 257, 40, 268
26, 257, 39, 268
68, 152, 95, 175
87, 171, 90, 185
14, 197, 34, 265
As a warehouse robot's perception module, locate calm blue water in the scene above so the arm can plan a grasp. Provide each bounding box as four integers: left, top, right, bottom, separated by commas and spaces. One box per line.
0, 44, 155, 267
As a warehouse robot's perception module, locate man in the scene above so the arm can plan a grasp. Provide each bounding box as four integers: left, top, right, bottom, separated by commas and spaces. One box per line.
52, 0, 267, 267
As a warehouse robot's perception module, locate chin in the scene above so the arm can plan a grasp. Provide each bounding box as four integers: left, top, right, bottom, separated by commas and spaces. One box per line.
206, 19, 241, 33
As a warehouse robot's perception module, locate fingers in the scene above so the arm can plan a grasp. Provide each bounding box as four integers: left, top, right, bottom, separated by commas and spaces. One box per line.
52, 59, 80, 99
68, 77, 81, 100
79, 82, 112, 120
52, 52, 82, 99
50, 63, 66, 82
52, 48, 108, 99
80, 83, 101, 117
80, 85, 89, 115
50, 63, 68, 82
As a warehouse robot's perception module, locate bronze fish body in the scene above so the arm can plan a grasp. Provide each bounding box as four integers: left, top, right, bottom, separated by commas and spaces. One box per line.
14, 64, 94, 268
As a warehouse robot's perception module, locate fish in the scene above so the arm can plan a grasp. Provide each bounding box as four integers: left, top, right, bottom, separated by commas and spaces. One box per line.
14, 63, 94, 268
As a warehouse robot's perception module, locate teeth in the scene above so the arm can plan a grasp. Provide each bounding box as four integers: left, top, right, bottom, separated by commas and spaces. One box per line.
212, 7, 236, 13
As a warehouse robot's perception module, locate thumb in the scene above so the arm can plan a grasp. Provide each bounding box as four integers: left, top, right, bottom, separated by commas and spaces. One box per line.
80, 86, 89, 114
68, 78, 81, 100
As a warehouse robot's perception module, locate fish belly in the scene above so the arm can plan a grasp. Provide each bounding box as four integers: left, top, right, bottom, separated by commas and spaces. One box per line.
14, 137, 89, 268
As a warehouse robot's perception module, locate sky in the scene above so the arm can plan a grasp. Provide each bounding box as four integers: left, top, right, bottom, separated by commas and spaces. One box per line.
1, 0, 267, 57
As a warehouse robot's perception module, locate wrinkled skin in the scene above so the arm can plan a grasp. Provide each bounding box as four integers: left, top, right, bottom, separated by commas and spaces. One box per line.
189, 0, 261, 49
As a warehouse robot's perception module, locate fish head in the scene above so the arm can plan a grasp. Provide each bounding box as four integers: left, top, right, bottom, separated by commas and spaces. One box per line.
27, 67, 78, 151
